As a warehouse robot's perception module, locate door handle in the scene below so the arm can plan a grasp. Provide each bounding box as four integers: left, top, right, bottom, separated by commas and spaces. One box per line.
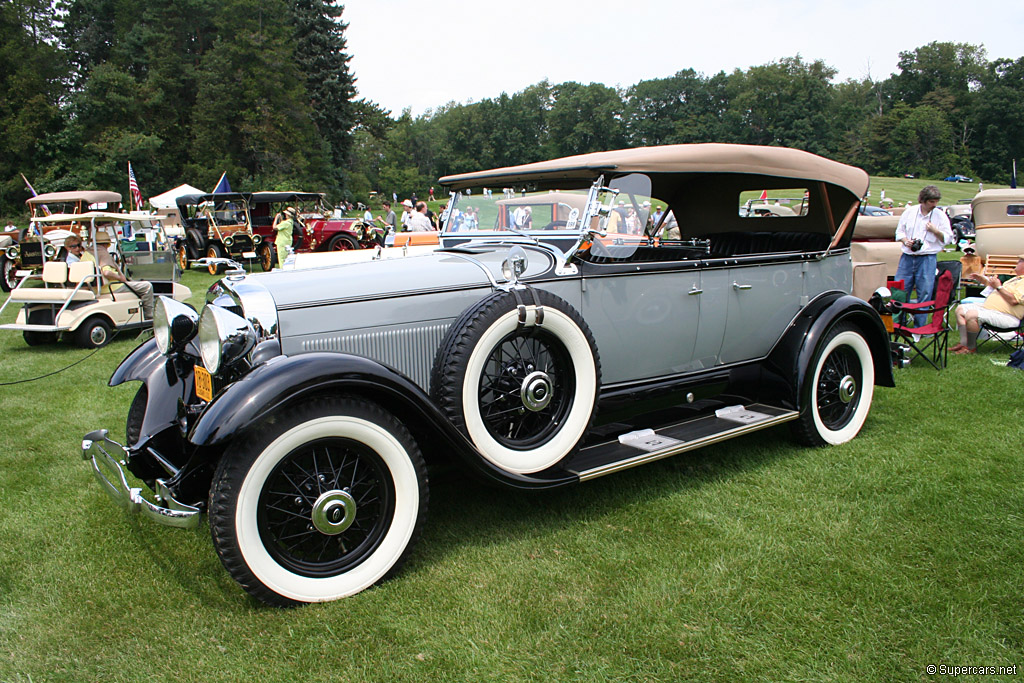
732, 282, 752, 291
688, 285, 703, 295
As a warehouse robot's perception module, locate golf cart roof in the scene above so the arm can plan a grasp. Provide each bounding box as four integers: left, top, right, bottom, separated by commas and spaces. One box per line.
26, 191, 122, 205
34, 211, 158, 224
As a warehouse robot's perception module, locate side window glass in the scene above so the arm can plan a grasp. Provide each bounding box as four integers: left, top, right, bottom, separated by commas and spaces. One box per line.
739, 189, 810, 218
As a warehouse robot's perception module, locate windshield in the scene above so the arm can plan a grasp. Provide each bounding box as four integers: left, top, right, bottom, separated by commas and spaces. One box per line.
443, 173, 655, 260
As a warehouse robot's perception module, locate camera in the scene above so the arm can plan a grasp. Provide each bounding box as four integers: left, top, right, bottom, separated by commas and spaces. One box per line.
910, 238, 923, 252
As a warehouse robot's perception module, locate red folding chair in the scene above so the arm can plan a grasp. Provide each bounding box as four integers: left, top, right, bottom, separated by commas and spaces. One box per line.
891, 270, 954, 370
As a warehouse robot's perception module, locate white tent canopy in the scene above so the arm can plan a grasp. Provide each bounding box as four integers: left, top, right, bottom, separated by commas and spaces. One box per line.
148, 184, 202, 209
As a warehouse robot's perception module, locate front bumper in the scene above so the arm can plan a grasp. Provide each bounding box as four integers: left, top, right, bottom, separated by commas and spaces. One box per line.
81, 429, 201, 529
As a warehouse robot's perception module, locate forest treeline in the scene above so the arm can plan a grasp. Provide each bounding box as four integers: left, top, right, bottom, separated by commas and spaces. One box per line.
2, 0, 1022, 216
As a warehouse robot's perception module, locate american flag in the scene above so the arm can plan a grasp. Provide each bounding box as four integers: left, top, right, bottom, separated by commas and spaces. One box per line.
128, 162, 143, 211
21, 173, 50, 216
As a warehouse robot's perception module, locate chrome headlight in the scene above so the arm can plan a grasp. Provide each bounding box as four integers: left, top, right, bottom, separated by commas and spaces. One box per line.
223, 235, 234, 247
5, 245, 18, 259
44, 243, 57, 259
198, 305, 256, 375
252, 234, 262, 245
154, 297, 199, 354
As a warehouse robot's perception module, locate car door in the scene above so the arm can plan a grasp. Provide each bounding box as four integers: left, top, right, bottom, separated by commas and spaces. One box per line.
717, 258, 804, 364
580, 262, 701, 384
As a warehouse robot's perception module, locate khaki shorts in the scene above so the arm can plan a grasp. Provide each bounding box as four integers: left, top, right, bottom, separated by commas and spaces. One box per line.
959, 303, 1021, 329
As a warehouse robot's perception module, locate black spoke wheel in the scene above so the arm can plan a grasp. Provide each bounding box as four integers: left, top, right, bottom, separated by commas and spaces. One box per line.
792, 323, 875, 446
209, 397, 427, 606
258, 436, 395, 578
432, 289, 600, 474
477, 327, 575, 450
0, 255, 18, 292
815, 344, 862, 431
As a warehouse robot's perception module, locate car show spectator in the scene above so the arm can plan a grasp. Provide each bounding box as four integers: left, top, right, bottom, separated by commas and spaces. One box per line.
400, 199, 414, 230
951, 254, 1024, 354
86, 231, 154, 319
380, 201, 397, 234
64, 234, 85, 263
894, 185, 953, 327
407, 201, 433, 232
272, 207, 297, 267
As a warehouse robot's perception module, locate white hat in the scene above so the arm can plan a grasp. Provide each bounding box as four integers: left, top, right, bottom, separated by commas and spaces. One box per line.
402, 200, 413, 208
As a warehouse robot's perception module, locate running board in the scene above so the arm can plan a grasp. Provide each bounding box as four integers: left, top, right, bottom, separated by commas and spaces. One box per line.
568, 403, 799, 482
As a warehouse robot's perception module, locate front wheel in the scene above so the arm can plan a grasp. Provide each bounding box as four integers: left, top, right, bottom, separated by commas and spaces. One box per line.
792, 323, 875, 446
75, 316, 112, 349
327, 233, 359, 251
175, 242, 188, 271
208, 397, 428, 606
0, 255, 18, 292
206, 243, 226, 275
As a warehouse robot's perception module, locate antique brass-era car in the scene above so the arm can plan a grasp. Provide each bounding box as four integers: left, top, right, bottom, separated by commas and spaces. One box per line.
80, 144, 893, 606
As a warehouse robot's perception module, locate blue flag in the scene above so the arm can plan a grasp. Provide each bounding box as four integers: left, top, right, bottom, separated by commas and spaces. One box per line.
212, 172, 232, 194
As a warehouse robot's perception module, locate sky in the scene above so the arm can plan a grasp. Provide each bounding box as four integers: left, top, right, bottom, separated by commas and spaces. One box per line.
341, 0, 1024, 117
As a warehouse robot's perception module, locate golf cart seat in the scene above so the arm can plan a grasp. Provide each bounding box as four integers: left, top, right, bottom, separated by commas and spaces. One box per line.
8, 260, 98, 303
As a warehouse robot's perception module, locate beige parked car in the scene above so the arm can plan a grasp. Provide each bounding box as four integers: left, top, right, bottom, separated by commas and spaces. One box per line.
0, 212, 190, 347
972, 189, 1024, 259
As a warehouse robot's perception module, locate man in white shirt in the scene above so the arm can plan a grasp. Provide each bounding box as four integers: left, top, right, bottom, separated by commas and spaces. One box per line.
894, 185, 953, 327
407, 202, 433, 232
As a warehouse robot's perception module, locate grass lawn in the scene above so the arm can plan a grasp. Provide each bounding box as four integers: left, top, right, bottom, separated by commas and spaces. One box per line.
1, 258, 1023, 682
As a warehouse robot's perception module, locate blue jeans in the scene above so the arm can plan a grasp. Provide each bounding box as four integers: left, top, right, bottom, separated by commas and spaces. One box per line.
895, 252, 937, 328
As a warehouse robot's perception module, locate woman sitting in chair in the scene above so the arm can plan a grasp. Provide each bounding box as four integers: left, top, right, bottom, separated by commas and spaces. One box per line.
951, 254, 1024, 354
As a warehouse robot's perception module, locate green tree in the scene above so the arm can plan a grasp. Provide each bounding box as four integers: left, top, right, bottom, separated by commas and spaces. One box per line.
0, 0, 65, 213
290, 0, 356, 193
544, 81, 624, 158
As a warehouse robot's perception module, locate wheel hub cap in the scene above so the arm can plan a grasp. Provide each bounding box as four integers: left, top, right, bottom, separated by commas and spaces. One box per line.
838, 375, 857, 404
310, 489, 357, 535
521, 370, 553, 412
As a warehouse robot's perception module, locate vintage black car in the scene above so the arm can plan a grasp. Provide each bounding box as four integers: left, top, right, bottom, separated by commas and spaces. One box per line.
81, 144, 894, 606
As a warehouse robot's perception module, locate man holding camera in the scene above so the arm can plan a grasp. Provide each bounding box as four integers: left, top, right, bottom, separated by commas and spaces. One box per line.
894, 185, 953, 328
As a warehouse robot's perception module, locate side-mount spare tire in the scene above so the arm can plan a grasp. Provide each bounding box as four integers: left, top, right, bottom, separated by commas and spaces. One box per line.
431, 288, 601, 474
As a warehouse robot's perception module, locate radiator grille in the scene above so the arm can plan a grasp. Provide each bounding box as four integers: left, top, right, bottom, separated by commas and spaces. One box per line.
301, 322, 452, 390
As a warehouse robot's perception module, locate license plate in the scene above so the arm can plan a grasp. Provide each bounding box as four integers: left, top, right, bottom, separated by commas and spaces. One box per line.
242, 251, 257, 259
194, 365, 213, 402
881, 314, 894, 334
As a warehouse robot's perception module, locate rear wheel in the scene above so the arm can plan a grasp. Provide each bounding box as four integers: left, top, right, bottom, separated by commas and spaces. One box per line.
259, 243, 275, 271
206, 243, 226, 275
208, 397, 428, 606
327, 233, 359, 251
792, 323, 875, 446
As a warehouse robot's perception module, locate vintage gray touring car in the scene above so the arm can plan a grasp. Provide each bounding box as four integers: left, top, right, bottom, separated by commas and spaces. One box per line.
81, 144, 894, 606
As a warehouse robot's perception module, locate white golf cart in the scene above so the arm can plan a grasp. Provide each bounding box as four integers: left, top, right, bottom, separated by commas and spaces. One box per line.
0, 212, 191, 348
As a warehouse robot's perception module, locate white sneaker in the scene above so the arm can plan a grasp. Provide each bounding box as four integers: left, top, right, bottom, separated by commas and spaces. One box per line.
912, 334, 922, 342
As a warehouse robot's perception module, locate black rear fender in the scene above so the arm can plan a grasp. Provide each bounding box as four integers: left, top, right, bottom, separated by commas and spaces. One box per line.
763, 292, 896, 410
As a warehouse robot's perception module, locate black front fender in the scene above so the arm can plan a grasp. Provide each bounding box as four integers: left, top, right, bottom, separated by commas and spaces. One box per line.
109, 338, 196, 450
189, 352, 578, 490
763, 292, 896, 410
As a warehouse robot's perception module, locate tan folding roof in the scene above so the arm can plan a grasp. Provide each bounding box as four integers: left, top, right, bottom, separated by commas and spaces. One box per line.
440, 143, 869, 197
26, 190, 122, 205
